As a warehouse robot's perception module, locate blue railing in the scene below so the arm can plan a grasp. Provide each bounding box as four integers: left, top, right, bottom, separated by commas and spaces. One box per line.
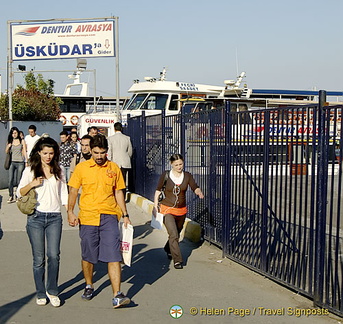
126, 98, 343, 317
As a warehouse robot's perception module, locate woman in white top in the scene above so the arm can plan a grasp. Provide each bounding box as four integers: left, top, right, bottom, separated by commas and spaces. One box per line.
17, 136, 68, 307
5, 127, 28, 203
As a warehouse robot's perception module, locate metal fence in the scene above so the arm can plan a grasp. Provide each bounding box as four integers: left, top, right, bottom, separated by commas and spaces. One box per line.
126, 97, 343, 316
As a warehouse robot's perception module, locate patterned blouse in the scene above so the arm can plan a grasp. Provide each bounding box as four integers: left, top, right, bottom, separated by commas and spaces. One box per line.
59, 141, 77, 167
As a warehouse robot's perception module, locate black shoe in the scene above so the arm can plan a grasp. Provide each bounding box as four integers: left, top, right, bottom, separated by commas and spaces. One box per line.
81, 286, 94, 300
174, 262, 183, 269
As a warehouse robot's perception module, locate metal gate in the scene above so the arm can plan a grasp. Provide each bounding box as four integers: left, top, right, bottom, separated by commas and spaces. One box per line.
126, 95, 343, 316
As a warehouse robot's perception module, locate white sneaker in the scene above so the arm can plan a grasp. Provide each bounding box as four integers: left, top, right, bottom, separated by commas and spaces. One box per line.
36, 298, 47, 306
46, 292, 60, 307
7, 196, 14, 203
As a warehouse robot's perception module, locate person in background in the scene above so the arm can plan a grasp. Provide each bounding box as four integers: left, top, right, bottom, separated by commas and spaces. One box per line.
67, 134, 131, 308
70, 131, 81, 153
87, 126, 98, 137
5, 127, 28, 203
19, 131, 25, 140
25, 125, 40, 159
107, 122, 133, 196
59, 131, 77, 183
153, 154, 204, 269
17, 136, 68, 307
70, 134, 92, 177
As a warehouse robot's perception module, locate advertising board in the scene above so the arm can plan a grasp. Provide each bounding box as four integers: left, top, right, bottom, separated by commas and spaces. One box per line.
11, 19, 115, 61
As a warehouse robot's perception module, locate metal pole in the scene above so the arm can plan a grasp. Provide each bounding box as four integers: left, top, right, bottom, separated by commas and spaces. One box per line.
93, 69, 96, 112
314, 90, 327, 306
115, 17, 120, 120
7, 21, 13, 129
222, 100, 232, 257
161, 110, 165, 168
261, 110, 271, 273
141, 111, 146, 196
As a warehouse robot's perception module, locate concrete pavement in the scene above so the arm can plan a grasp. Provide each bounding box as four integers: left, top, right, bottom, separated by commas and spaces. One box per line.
0, 189, 341, 324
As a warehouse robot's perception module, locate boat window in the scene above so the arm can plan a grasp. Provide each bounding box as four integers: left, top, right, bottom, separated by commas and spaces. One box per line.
141, 94, 168, 110
59, 99, 87, 112
182, 103, 196, 114
238, 104, 252, 124
123, 95, 136, 110
201, 102, 213, 112
126, 94, 148, 110
168, 95, 179, 111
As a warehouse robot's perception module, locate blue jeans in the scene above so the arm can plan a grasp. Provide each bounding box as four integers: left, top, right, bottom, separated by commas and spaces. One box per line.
64, 167, 71, 183
8, 161, 25, 197
26, 211, 62, 298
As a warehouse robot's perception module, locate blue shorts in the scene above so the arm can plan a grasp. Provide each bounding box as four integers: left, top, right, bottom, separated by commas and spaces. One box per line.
79, 214, 122, 264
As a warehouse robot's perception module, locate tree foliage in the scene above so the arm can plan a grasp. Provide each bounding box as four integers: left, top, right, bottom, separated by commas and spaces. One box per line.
0, 72, 62, 121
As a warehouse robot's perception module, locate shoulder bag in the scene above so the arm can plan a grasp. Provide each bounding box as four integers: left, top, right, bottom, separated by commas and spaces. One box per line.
4, 151, 11, 170
17, 189, 37, 215
158, 171, 169, 202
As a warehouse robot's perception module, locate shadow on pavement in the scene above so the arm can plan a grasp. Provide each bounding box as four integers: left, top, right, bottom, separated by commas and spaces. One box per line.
59, 262, 112, 301
0, 293, 35, 324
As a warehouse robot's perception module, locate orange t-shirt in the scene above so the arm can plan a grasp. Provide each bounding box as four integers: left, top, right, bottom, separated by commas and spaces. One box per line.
68, 158, 125, 225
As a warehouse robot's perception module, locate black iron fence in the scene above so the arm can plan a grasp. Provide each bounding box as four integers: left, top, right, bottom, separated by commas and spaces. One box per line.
126, 96, 343, 316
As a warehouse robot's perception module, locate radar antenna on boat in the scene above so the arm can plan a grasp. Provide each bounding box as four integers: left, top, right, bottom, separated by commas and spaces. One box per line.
224, 72, 245, 89
159, 67, 167, 81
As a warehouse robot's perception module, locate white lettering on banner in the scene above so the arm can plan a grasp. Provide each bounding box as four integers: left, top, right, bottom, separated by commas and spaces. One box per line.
84, 118, 116, 124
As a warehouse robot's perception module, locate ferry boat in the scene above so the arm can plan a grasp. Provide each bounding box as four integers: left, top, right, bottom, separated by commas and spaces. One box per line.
122, 68, 343, 117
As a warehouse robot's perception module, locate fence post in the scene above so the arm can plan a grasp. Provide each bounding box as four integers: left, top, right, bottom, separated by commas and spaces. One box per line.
209, 111, 216, 235
180, 110, 185, 157
222, 101, 232, 256
141, 111, 147, 196
314, 90, 328, 306
261, 110, 271, 272
161, 110, 166, 168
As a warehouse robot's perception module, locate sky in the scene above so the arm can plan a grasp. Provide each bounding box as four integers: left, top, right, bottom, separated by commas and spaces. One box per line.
0, 0, 342, 98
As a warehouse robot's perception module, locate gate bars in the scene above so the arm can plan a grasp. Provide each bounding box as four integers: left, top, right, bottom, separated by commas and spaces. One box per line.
126, 98, 343, 316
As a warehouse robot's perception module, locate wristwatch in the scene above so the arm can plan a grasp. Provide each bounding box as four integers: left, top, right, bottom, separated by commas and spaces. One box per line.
123, 214, 129, 218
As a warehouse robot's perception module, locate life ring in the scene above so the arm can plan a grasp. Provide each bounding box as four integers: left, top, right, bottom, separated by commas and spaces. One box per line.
59, 115, 67, 125
70, 115, 79, 125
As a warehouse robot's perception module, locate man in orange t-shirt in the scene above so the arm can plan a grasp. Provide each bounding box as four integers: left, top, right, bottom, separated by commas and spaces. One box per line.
68, 134, 131, 308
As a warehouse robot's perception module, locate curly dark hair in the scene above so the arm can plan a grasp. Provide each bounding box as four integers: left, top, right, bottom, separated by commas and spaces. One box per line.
29, 137, 62, 180
7, 127, 22, 144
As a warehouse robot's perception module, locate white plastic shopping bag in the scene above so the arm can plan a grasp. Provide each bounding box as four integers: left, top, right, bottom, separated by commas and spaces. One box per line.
119, 223, 134, 267
151, 212, 164, 230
